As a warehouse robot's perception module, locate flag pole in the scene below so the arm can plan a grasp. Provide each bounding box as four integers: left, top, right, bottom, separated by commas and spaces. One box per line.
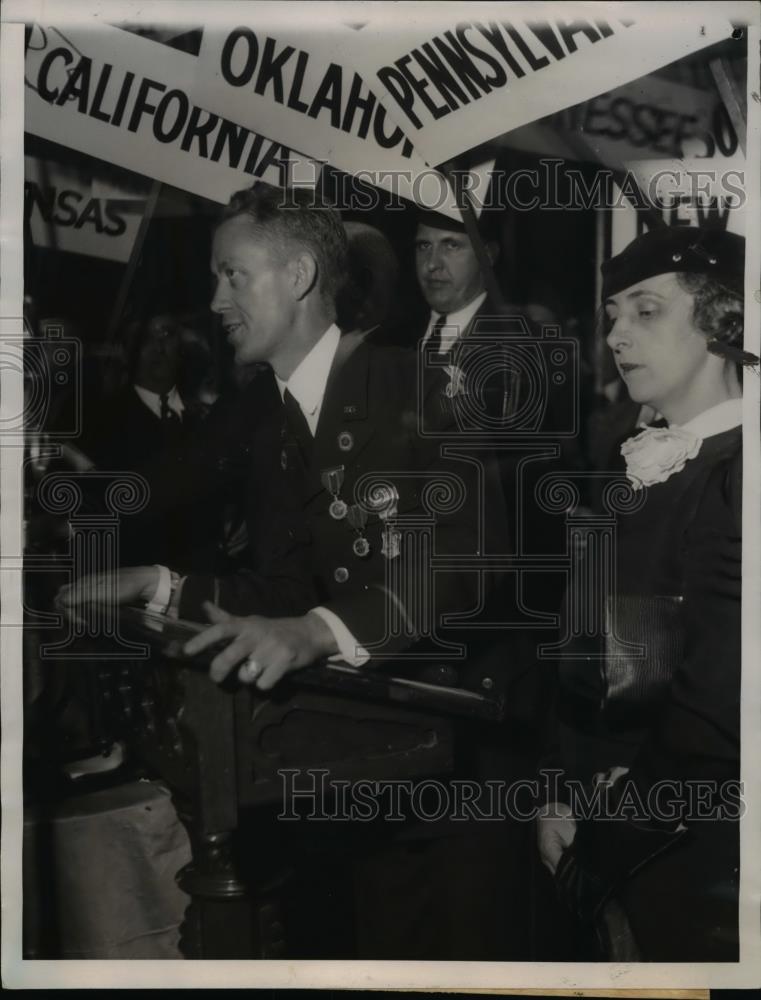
105, 179, 162, 344
709, 56, 747, 158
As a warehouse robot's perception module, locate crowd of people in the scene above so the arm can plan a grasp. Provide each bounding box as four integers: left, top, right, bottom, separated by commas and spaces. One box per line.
24, 179, 752, 962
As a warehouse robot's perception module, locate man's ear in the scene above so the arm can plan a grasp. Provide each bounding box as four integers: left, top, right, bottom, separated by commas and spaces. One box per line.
485, 240, 499, 267
290, 251, 318, 300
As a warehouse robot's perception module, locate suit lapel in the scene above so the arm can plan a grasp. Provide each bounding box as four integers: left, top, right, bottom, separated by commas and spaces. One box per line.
304, 331, 376, 503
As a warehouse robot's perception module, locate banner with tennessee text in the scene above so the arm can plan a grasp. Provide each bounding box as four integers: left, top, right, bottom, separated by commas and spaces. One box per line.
500, 73, 742, 165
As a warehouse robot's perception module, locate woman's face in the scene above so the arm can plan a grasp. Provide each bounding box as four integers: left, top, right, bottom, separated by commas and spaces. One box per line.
604, 272, 715, 419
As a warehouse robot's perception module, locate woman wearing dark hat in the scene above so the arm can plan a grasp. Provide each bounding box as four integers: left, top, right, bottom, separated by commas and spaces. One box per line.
536, 226, 757, 961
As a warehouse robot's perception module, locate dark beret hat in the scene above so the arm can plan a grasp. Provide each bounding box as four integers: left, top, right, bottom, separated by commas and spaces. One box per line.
602, 227, 745, 300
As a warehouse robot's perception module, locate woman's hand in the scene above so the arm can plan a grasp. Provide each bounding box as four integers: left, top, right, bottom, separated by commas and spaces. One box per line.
537, 802, 577, 875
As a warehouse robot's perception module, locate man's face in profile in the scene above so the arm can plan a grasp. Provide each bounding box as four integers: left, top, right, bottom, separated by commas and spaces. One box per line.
210, 214, 295, 368
415, 223, 485, 315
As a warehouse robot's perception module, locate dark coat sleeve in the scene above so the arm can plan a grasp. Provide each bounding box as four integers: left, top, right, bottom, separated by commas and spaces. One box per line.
630, 448, 742, 788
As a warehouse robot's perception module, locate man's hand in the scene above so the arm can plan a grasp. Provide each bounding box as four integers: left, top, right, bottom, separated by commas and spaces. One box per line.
537, 802, 577, 876
56, 566, 160, 609
183, 602, 339, 690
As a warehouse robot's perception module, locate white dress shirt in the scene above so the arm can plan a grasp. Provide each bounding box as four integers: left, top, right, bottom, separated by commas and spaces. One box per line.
274, 323, 341, 433
422, 291, 487, 354
133, 384, 184, 419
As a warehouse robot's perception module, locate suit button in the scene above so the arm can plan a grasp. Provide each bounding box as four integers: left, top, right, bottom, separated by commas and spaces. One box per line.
334, 567, 349, 583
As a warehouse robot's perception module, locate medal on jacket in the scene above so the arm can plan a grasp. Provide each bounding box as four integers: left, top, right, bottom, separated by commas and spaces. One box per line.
347, 504, 370, 558
321, 465, 347, 519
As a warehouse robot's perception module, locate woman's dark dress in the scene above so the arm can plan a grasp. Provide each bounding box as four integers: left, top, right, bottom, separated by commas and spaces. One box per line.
552, 425, 742, 961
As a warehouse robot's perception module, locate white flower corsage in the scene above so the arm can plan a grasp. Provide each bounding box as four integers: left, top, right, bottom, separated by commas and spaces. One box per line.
620, 426, 701, 490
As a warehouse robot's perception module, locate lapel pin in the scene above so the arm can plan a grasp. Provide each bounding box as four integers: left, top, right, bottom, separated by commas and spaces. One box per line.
338, 430, 354, 452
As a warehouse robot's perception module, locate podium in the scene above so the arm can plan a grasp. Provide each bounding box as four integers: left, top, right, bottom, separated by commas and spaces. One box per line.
28, 607, 502, 959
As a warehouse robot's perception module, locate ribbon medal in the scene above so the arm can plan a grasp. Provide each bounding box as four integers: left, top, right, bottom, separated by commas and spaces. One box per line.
347, 504, 370, 558
321, 466, 347, 520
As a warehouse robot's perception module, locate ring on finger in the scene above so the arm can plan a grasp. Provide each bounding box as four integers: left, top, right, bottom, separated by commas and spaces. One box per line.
240, 656, 262, 682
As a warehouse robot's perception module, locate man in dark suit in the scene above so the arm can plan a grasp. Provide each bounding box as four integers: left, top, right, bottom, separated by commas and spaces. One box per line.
58, 181, 514, 958
59, 182, 503, 709
80, 311, 217, 568
394, 209, 574, 958
414, 208, 500, 352
85, 312, 186, 469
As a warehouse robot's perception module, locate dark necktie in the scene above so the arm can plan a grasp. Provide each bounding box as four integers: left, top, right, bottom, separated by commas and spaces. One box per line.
283, 387, 313, 462
160, 393, 179, 424
427, 313, 448, 355
159, 394, 183, 445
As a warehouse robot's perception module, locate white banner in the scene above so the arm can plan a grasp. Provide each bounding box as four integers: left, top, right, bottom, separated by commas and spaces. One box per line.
196, 24, 437, 201
24, 21, 459, 215
24, 23, 318, 205
24, 154, 145, 261
500, 74, 741, 165
351, 11, 733, 166
610, 156, 745, 254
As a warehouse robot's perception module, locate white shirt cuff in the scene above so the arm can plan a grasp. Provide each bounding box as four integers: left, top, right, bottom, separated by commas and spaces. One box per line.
310, 607, 370, 667
145, 564, 171, 614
